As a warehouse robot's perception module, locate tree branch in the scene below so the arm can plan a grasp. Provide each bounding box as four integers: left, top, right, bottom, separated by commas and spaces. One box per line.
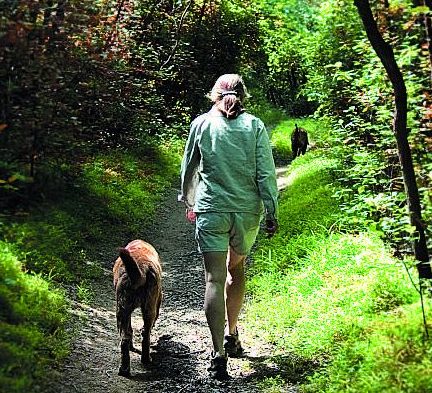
160, 0, 194, 69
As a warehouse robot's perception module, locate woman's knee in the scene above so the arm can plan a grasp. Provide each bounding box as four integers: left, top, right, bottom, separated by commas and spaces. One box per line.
203, 251, 227, 283
227, 248, 246, 273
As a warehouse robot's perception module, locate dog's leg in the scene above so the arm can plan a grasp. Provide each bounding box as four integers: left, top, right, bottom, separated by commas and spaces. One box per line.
156, 293, 162, 321
117, 308, 132, 377
140, 306, 156, 365
301, 141, 307, 155
126, 317, 138, 352
119, 338, 131, 377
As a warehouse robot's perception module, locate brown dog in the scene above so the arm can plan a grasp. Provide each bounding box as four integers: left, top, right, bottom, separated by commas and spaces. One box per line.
113, 239, 162, 377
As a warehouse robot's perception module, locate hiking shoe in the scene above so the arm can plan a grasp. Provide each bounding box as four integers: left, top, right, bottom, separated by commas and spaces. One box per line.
207, 352, 229, 380
224, 329, 244, 358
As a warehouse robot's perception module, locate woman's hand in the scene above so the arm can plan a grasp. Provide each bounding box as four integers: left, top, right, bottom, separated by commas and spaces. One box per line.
185, 208, 196, 223
265, 217, 278, 238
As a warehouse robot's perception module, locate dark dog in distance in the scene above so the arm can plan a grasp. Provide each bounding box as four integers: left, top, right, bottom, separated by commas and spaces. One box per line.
113, 239, 162, 377
291, 123, 309, 159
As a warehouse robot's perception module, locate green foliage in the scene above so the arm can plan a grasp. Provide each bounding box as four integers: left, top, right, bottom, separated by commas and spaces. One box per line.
76, 280, 94, 304
81, 139, 181, 228
250, 0, 320, 115
248, 232, 417, 356
0, 241, 68, 393
249, 150, 339, 278
247, 117, 426, 393
257, 375, 289, 393
288, 0, 432, 253
2, 213, 91, 283
2, 139, 182, 283
82, 153, 167, 229
301, 0, 364, 114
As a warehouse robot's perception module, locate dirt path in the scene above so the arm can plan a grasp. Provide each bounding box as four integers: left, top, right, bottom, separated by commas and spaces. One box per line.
39, 177, 296, 393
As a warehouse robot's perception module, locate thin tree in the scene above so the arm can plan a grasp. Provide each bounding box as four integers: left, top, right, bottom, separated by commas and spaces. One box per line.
354, 0, 432, 279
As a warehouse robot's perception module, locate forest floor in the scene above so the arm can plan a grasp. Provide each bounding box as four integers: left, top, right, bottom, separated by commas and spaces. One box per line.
38, 170, 295, 393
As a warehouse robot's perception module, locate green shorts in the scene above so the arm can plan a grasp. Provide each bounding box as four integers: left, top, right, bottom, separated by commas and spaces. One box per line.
195, 212, 261, 255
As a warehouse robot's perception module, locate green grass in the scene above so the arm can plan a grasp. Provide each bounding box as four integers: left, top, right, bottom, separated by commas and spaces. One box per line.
248, 233, 417, 355
246, 118, 431, 392
304, 303, 432, 393
0, 136, 183, 392
270, 117, 332, 165
0, 241, 69, 392
2, 139, 182, 283
252, 150, 339, 273
257, 375, 290, 393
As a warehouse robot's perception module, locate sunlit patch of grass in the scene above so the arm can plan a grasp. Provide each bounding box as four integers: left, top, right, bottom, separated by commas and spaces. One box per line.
253, 151, 339, 273
246, 141, 427, 392
270, 117, 332, 164
301, 304, 432, 393
0, 241, 69, 393
248, 233, 417, 356
81, 144, 181, 232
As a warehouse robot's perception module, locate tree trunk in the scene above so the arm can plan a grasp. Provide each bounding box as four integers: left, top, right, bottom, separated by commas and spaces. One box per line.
424, 0, 432, 84
354, 0, 432, 278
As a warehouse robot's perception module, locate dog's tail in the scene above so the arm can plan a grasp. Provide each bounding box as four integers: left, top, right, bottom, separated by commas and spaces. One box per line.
119, 247, 141, 284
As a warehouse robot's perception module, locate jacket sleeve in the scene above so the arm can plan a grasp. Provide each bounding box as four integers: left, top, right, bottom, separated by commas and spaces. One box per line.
179, 121, 201, 209
256, 121, 279, 219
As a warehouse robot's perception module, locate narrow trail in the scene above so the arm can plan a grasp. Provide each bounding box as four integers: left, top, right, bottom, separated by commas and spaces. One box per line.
41, 171, 295, 393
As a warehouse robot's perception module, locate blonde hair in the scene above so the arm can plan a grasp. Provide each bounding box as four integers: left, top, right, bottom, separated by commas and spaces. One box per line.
208, 74, 250, 119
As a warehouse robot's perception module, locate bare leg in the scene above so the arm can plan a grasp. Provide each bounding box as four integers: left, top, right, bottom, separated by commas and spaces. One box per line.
225, 247, 246, 335
203, 251, 227, 355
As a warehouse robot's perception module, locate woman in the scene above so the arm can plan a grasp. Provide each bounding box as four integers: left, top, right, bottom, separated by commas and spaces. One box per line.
179, 74, 278, 380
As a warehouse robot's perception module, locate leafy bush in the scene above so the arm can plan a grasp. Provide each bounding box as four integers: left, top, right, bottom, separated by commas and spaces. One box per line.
296, 0, 432, 253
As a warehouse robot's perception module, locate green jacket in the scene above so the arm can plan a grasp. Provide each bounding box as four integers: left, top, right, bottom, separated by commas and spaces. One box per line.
180, 108, 278, 218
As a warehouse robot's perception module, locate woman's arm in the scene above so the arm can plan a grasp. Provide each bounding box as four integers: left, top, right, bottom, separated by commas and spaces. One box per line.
180, 122, 201, 209
255, 121, 279, 220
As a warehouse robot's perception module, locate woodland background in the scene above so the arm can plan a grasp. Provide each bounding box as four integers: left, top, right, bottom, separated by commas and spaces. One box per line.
1, 0, 432, 392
